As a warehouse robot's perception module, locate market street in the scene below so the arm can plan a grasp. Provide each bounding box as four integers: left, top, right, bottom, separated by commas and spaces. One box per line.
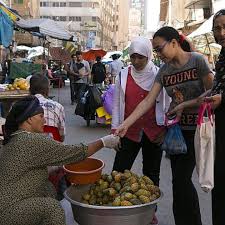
51, 82, 212, 225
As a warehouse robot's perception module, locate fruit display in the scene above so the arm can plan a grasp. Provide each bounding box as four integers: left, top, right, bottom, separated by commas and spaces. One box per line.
5, 78, 29, 91
81, 170, 161, 206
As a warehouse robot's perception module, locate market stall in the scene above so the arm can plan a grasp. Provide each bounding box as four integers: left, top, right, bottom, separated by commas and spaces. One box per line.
0, 79, 29, 117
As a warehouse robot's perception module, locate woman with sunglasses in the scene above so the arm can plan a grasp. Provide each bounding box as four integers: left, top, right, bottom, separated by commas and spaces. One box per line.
115, 26, 214, 225
0, 96, 119, 225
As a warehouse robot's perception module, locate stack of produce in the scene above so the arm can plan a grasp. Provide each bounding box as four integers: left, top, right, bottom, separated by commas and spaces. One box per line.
81, 170, 160, 206
5, 78, 29, 91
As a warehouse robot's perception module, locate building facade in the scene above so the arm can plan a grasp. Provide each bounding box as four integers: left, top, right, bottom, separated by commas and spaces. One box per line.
39, 0, 129, 51
10, 0, 40, 46
10, 0, 40, 18
40, 0, 102, 49
112, 0, 129, 50
159, 0, 216, 34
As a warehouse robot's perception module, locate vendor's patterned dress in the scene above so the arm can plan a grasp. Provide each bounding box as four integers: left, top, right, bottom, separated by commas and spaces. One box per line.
0, 131, 88, 225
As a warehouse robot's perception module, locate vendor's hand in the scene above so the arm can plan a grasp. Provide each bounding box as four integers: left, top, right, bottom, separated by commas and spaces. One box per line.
204, 94, 222, 109
115, 123, 128, 137
100, 134, 120, 149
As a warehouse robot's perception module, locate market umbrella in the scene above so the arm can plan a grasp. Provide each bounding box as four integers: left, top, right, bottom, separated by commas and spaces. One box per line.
188, 15, 221, 55
82, 48, 107, 61
27, 46, 49, 60
16, 45, 31, 52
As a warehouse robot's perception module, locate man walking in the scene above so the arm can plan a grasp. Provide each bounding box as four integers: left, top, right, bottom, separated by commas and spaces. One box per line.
91, 56, 106, 89
108, 54, 124, 83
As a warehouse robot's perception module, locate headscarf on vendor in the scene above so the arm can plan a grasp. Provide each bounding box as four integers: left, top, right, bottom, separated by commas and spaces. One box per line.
3, 95, 44, 145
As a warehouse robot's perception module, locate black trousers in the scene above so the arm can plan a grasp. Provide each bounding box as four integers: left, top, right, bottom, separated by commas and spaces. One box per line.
69, 78, 76, 103
74, 83, 86, 102
170, 130, 202, 225
113, 133, 162, 186
212, 112, 225, 225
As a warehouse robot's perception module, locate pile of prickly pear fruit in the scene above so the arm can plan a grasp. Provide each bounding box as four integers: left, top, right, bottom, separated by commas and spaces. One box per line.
81, 170, 160, 206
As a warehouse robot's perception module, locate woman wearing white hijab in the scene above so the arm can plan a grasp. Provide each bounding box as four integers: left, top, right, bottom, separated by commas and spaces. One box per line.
111, 37, 169, 225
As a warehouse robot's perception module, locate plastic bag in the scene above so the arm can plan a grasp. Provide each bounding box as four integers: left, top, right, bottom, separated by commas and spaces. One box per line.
102, 84, 115, 115
161, 123, 187, 155
194, 102, 215, 192
89, 86, 103, 109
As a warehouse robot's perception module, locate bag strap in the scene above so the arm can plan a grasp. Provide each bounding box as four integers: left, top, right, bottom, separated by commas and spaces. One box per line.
164, 115, 179, 127
197, 102, 213, 125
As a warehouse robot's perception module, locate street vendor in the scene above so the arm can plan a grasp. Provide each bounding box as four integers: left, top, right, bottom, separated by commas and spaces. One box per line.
0, 95, 120, 225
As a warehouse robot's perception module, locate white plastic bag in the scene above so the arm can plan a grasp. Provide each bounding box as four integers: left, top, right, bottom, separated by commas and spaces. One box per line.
194, 102, 215, 192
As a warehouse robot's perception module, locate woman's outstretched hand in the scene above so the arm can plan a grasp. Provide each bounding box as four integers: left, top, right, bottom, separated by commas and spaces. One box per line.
167, 103, 184, 121
115, 123, 128, 137
204, 94, 222, 109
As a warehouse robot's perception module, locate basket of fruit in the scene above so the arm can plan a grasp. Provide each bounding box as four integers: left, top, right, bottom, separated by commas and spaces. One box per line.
0, 78, 30, 97
64, 170, 163, 225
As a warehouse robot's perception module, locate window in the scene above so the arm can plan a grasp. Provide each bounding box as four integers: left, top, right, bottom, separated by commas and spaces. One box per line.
40, 2, 42, 6
82, 2, 93, 7
59, 16, 67, 21
42, 2, 50, 7
60, 2, 66, 7
14, 0, 23, 4
68, 2, 82, 7
52, 2, 59, 7
92, 17, 97, 21
69, 16, 81, 21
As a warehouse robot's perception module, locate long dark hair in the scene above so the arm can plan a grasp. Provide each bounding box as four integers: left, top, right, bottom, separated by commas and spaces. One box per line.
153, 26, 193, 52
3, 95, 43, 145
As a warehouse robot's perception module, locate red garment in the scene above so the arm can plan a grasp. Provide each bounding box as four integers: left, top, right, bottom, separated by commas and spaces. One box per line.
125, 68, 165, 143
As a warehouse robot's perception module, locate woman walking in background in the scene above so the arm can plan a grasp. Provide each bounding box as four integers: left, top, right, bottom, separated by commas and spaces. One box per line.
115, 27, 214, 225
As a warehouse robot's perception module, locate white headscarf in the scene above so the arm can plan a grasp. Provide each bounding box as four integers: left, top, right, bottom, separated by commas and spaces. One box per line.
129, 36, 158, 91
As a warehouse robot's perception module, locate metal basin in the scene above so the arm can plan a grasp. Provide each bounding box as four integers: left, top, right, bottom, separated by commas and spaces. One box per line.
64, 184, 163, 225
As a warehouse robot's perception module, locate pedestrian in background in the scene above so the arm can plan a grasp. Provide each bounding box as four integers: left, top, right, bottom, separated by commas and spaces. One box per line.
67, 54, 80, 105
108, 54, 124, 83
112, 36, 170, 225
115, 26, 214, 225
75, 50, 91, 84
91, 56, 106, 89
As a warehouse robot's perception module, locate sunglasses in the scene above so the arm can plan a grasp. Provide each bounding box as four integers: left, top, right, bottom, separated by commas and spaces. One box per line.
153, 41, 169, 54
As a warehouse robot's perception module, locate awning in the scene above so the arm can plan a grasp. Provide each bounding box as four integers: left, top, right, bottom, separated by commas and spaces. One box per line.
16, 18, 75, 41
188, 15, 213, 38
185, 0, 210, 9
188, 15, 221, 55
